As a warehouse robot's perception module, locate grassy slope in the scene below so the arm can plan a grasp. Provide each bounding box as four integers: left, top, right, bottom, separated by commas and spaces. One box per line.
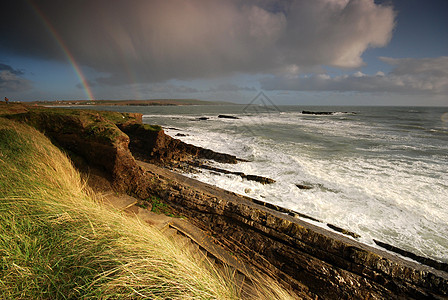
0, 104, 295, 299
0, 117, 242, 299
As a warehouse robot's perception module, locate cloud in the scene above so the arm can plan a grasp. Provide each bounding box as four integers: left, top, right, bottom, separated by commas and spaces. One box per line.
0, 63, 24, 76
261, 56, 448, 95
144, 83, 199, 94
0, 64, 32, 92
209, 83, 256, 92
1, 0, 395, 85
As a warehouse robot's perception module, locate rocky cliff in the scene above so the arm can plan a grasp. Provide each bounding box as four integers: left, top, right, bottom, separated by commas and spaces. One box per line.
120, 122, 238, 164
4, 104, 447, 299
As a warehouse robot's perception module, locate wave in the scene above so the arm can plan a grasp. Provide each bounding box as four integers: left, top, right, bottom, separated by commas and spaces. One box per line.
168, 122, 448, 263
146, 106, 448, 263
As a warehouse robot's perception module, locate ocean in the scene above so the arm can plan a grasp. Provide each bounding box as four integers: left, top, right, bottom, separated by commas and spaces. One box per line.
81, 104, 448, 263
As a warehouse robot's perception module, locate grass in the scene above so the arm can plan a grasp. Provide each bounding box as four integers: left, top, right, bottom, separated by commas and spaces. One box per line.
148, 196, 175, 216
0, 117, 295, 299
5, 109, 125, 144
0, 118, 236, 299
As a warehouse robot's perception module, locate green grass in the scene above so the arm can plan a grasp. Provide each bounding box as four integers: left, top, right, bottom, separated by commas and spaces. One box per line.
5, 109, 126, 144
141, 124, 162, 132
0, 116, 295, 299
149, 196, 171, 215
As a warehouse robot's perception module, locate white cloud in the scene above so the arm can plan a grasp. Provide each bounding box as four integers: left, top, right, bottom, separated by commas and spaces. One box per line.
278, 0, 395, 69
261, 56, 448, 96
353, 71, 366, 77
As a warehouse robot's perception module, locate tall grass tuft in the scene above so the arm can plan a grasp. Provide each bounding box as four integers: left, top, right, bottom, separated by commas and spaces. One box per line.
0, 117, 296, 299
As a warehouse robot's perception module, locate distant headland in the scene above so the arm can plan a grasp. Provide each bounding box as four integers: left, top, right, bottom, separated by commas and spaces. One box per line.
28, 99, 235, 106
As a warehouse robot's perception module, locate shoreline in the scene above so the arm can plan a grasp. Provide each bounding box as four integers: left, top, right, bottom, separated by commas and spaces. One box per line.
1, 103, 447, 298
164, 160, 448, 273
30, 98, 236, 107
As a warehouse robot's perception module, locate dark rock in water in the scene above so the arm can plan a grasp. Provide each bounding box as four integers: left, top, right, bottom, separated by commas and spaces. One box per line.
374, 239, 448, 273
218, 114, 240, 119
191, 162, 275, 184
244, 174, 275, 184
296, 184, 313, 190
197, 117, 209, 120
237, 158, 250, 162
302, 110, 334, 115
175, 133, 188, 137
327, 223, 361, 239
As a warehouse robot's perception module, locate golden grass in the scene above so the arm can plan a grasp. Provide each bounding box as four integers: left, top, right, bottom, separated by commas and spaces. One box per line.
0, 117, 296, 299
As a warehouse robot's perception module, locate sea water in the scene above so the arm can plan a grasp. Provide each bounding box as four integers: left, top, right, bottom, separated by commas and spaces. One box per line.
84, 104, 448, 263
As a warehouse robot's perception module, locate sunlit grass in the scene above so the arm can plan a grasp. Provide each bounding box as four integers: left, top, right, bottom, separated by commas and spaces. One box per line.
0, 117, 295, 299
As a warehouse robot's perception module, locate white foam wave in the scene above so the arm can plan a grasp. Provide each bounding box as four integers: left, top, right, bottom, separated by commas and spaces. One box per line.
173, 125, 447, 262
149, 109, 448, 262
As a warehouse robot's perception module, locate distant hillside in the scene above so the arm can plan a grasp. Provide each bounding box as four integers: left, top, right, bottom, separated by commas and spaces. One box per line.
30, 99, 235, 106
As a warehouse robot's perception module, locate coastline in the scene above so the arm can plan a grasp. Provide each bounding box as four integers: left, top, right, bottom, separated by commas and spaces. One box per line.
1, 103, 447, 298
30, 98, 236, 107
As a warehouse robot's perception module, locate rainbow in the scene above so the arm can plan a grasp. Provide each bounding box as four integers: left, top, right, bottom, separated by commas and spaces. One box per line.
29, 2, 95, 101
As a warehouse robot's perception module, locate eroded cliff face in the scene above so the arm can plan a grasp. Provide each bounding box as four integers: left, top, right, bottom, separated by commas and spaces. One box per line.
150, 175, 448, 299
4, 107, 152, 197
120, 122, 238, 164
4, 104, 447, 299
3, 106, 236, 196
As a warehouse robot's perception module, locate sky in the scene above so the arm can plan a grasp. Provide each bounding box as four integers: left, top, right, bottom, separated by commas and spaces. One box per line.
1, 0, 447, 106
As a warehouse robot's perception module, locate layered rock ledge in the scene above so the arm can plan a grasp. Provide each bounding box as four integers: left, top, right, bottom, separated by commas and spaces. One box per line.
3, 104, 447, 299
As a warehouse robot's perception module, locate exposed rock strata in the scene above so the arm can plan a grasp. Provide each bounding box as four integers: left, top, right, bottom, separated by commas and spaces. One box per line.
5, 105, 447, 299
152, 173, 448, 299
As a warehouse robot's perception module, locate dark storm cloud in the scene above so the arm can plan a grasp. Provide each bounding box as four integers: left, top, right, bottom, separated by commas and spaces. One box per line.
0, 63, 24, 76
1, 0, 395, 85
0, 63, 32, 92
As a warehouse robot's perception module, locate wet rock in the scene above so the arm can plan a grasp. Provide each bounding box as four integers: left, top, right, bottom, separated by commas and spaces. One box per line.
175, 133, 188, 137
218, 114, 240, 119
197, 117, 209, 120
374, 239, 448, 273
302, 111, 334, 115
244, 174, 275, 184
190, 162, 276, 184
327, 223, 361, 239
237, 158, 250, 162
296, 184, 313, 190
